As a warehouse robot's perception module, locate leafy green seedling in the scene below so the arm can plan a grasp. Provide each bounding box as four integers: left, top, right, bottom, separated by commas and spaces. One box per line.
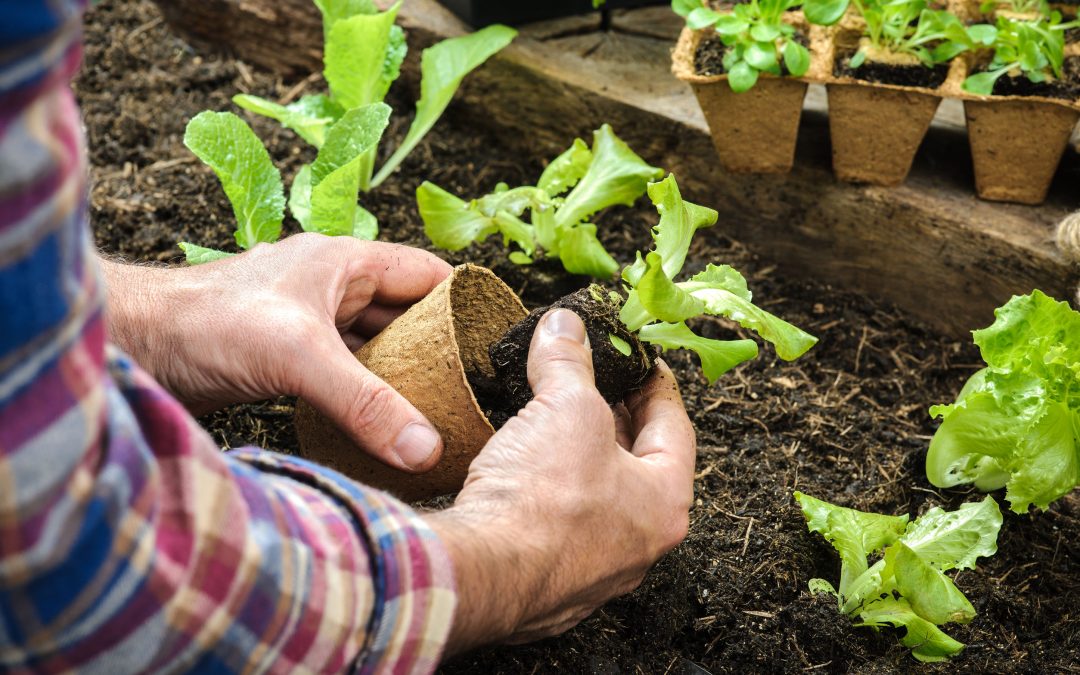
844, 0, 974, 69
672, 0, 812, 93
926, 290, 1080, 513
418, 125, 663, 279
795, 492, 1002, 662
961, 13, 1079, 95
180, 0, 515, 263
980, 0, 1049, 18
616, 174, 818, 383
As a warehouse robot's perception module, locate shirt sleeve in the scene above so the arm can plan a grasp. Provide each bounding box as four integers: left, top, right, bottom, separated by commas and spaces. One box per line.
0, 3, 456, 673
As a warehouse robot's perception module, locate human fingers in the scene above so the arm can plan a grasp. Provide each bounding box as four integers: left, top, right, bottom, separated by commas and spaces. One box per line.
342, 303, 409, 338
613, 403, 633, 450
625, 361, 696, 486
526, 309, 597, 399
340, 240, 452, 307
296, 333, 443, 472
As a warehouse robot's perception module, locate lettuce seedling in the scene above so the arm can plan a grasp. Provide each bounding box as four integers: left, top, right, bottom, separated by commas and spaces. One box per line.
845, 0, 974, 69
926, 291, 1080, 513
673, 0, 812, 93
962, 13, 1079, 95
180, 0, 514, 263
616, 174, 818, 382
417, 125, 663, 279
795, 493, 1002, 662
980, 0, 1049, 18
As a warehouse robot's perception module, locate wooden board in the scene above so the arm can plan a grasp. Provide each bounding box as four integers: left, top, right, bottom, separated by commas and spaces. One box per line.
153, 0, 1080, 336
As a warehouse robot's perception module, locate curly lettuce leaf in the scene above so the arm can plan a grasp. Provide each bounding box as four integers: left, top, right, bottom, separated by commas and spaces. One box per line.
538, 138, 593, 196
232, 94, 344, 148
418, 182, 540, 256
183, 111, 284, 250
373, 25, 516, 188
897, 495, 1002, 571
623, 174, 718, 286
927, 291, 1080, 512
555, 124, 664, 230
637, 322, 758, 385
855, 597, 965, 663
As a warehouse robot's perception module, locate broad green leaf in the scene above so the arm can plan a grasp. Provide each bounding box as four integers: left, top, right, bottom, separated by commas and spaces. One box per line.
372, 25, 517, 188
315, 0, 377, 41
888, 544, 976, 625
804, 0, 851, 25
559, 224, 619, 278
672, 0, 702, 17
638, 322, 758, 384
324, 4, 401, 110
179, 242, 234, 265
310, 103, 391, 187
962, 70, 1004, 95
967, 24, 997, 45
232, 94, 344, 148
622, 174, 717, 286
538, 138, 593, 196
417, 181, 498, 250
609, 333, 632, 356
783, 40, 811, 77
681, 266, 818, 361
727, 60, 759, 93
183, 111, 284, 250
973, 291, 1080, 372
714, 14, 750, 36
508, 251, 533, 265
1006, 402, 1080, 512
310, 162, 379, 238
745, 41, 778, 71
899, 496, 1002, 570
350, 204, 378, 240
290, 164, 314, 230
555, 124, 664, 230
677, 264, 750, 300
751, 24, 781, 42
619, 285, 653, 333
492, 211, 536, 255
636, 251, 706, 324
687, 7, 723, 29
856, 597, 965, 663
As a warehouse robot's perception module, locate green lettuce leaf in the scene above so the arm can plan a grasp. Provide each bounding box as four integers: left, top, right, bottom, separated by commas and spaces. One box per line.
555, 125, 664, 230
636, 252, 705, 324
559, 224, 619, 278
887, 544, 975, 625
855, 597, 965, 663
183, 111, 284, 250
637, 322, 758, 384
232, 94, 344, 148
897, 495, 1002, 571
418, 181, 498, 250
290, 164, 314, 230
623, 174, 718, 286
538, 138, 593, 196
324, 3, 401, 111
372, 24, 516, 188
179, 242, 235, 265
315, 0, 378, 40
927, 291, 1080, 512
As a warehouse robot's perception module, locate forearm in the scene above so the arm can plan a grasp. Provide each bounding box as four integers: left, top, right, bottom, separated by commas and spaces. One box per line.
100, 257, 191, 370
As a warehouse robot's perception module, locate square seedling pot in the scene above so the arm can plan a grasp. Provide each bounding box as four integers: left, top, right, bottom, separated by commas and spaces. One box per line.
672, 26, 808, 174
963, 99, 1080, 205
295, 265, 527, 502
438, 0, 664, 27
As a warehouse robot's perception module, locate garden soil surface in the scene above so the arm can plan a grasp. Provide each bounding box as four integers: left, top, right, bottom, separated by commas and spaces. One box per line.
78, 1, 1080, 673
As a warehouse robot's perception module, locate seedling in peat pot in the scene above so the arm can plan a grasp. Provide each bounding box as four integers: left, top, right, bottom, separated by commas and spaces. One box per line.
926, 290, 1080, 512
843, 0, 974, 71
480, 174, 818, 422
795, 493, 1003, 662
178, 0, 515, 263
417, 125, 663, 279
672, 0, 812, 92
980, 0, 1049, 19
961, 13, 1080, 95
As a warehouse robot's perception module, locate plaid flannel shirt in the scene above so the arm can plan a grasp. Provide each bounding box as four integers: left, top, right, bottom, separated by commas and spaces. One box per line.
0, 2, 456, 672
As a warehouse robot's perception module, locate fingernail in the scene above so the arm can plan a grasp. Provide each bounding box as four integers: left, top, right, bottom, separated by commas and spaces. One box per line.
393, 422, 440, 469
543, 309, 586, 344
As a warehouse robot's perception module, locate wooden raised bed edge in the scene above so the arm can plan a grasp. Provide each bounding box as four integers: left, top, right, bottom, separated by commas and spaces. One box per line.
150, 0, 1079, 338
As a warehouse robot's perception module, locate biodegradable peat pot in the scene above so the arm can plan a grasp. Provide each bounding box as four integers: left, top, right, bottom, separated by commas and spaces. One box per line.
294, 264, 527, 501
963, 98, 1080, 204
827, 82, 941, 185
437, 0, 664, 27
672, 26, 809, 174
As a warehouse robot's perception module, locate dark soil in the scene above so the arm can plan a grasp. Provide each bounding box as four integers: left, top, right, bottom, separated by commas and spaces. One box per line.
78, 1, 1080, 673
834, 52, 950, 89
483, 286, 655, 423
984, 55, 1080, 99
694, 32, 810, 78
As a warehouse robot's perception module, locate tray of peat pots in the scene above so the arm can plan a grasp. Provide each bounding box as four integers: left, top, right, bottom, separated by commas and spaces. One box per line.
805, 0, 974, 186
948, 6, 1080, 204
438, 0, 664, 27
296, 175, 819, 502
671, 0, 815, 173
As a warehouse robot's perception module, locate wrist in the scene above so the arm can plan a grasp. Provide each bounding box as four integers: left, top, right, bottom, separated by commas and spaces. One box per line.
424, 504, 551, 654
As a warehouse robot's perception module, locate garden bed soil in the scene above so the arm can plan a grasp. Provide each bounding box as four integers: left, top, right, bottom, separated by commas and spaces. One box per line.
78, 1, 1080, 673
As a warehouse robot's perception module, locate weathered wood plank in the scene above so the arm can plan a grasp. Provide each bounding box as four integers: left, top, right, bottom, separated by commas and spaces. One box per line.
152, 0, 1079, 336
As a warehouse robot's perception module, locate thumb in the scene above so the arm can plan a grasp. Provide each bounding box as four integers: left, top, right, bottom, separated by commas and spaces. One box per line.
527, 309, 596, 398
299, 339, 443, 473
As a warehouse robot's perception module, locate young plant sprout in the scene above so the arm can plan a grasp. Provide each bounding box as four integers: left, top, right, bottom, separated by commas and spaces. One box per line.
482, 174, 818, 418
962, 13, 1078, 95
926, 291, 1080, 512
980, 0, 1049, 18
795, 493, 1003, 662
844, 0, 973, 70
672, 0, 812, 92
179, 0, 514, 263
418, 125, 663, 279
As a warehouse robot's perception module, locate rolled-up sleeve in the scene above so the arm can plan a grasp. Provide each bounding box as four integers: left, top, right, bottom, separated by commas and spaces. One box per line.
0, 3, 456, 673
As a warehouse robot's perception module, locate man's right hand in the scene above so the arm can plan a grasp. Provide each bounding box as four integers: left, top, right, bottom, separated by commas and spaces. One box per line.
426, 308, 696, 654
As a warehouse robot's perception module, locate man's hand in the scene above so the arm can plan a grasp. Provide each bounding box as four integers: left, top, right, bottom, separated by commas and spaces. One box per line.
426, 309, 696, 653
101, 233, 452, 472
